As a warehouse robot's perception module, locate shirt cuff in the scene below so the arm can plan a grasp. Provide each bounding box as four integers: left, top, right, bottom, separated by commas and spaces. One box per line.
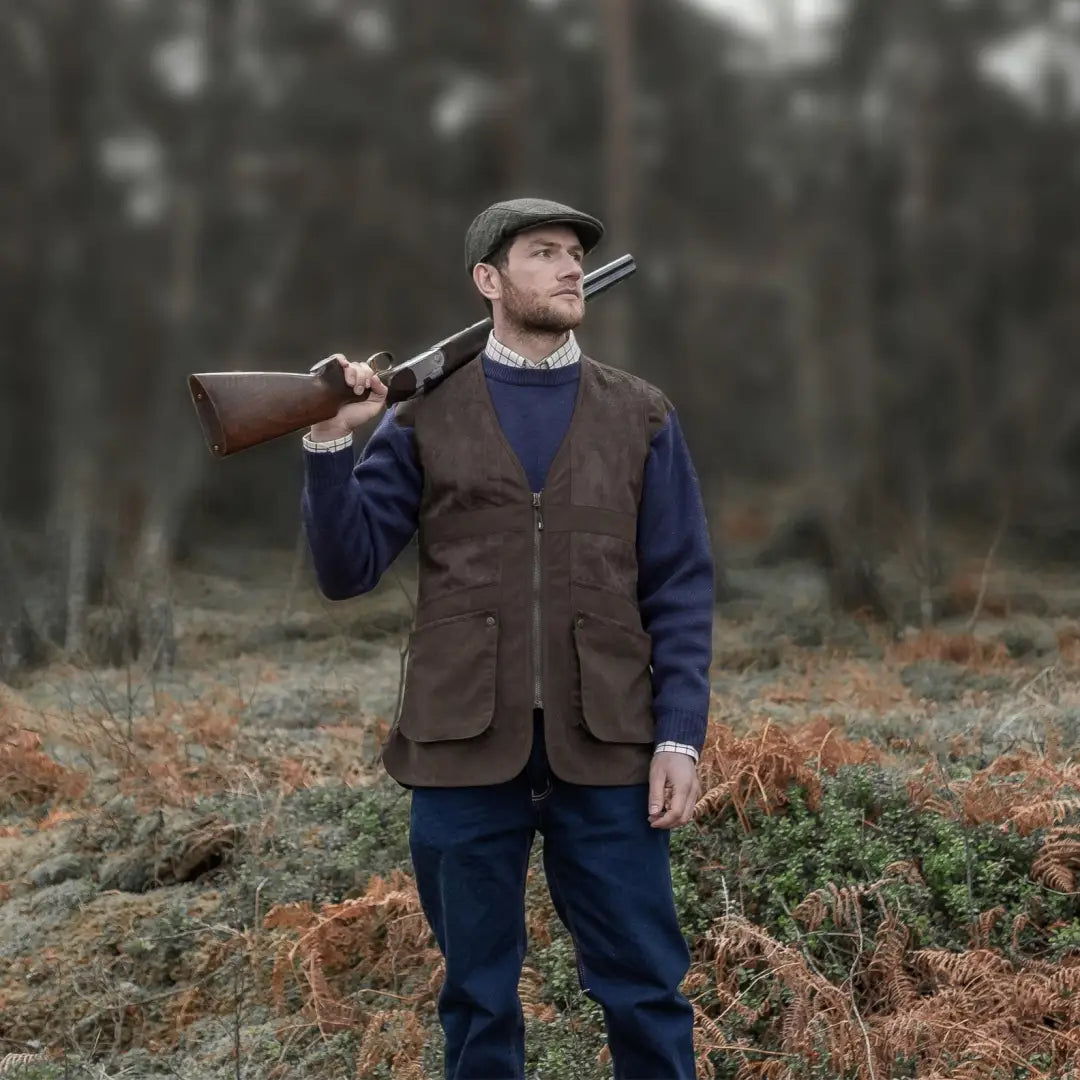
302, 431, 354, 453
654, 741, 699, 763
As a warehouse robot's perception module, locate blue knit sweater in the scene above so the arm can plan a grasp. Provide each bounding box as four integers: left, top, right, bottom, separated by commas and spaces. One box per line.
301, 354, 714, 754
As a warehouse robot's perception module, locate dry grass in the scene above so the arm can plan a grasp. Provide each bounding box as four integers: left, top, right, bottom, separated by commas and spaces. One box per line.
885, 628, 1012, 669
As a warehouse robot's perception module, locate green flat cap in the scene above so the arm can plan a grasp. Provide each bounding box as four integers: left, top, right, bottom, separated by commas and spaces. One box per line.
465, 197, 604, 272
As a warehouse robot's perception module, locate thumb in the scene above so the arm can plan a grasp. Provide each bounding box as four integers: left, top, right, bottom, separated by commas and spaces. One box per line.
648, 763, 667, 817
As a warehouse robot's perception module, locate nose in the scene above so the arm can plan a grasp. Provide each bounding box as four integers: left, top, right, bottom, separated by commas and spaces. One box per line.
558, 255, 583, 282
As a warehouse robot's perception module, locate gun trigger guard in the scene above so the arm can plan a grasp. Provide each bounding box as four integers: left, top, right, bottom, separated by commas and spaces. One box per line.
367, 351, 394, 376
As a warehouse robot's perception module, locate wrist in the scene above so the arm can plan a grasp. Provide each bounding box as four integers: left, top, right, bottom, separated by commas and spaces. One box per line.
308, 422, 352, 443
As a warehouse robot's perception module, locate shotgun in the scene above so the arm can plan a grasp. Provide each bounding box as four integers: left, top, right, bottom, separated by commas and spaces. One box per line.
188, 253, 636, 458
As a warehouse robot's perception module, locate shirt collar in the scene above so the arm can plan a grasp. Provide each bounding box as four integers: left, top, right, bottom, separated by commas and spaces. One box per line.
485, 330, 581, 371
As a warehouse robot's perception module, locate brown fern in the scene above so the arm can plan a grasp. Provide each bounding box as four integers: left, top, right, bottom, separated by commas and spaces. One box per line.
1011, 912, 1032, 954
699, 915, 870, 1073
0, 725, 85, 807
912, 947, 1014, 986
970, 906, 1006, 948
0, 1055, 46, 1076
355, 1008, 427, 1079
910, 751, 1080, 837
696, 717, 879, 827
1031, 829, 1080, 893
867, 914, 919, 1012
794, 882, 869, 932
794, 864, 914, 933
695, 877, 1080, 1077
263, 869, 440, 1035
1011, 798, 1080, 835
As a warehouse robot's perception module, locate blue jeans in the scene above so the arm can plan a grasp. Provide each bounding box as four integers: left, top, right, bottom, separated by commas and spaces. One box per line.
409, 714, 695, 1079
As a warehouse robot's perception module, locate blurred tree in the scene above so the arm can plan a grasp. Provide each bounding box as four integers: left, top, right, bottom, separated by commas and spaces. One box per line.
600, 0, 636, 369
747, 0, 1080, 612
4, 0, 1080, 665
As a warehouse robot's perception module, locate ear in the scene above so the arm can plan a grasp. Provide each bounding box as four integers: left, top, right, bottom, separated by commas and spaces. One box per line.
472, 262, 502, 304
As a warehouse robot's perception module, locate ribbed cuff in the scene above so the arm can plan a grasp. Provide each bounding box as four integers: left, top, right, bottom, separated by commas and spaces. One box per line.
654, 709, 707, 756
303, 441, 355, 491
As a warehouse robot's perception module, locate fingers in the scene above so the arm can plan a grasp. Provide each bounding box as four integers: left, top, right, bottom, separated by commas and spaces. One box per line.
648, 762, 668, 821
648, 759, 701, 830
325, 355, 383, 398
681, 776, 701, 827
651, 779, 689, 830
648, 757, 683, 829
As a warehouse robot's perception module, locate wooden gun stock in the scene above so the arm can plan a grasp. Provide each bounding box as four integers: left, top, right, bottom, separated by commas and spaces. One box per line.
188, 363, 357, 458
189, 253, 636, 458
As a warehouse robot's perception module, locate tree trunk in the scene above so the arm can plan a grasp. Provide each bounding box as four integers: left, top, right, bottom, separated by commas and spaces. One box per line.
40, 1, 108, 658
601, 0, 636, 370
127, 0, 239, 668
787, 217, 890, 619
0, 518, 46, 679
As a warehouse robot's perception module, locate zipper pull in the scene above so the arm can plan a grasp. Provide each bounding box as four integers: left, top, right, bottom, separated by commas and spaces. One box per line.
533, 491, 544, 530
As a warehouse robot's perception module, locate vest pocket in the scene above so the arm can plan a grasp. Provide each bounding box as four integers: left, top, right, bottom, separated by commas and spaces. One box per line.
398, 610, 498, 742
572, 611, 655, 743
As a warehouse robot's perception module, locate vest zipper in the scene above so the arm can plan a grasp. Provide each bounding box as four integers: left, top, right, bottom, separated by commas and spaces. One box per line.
532, 490, 544, 708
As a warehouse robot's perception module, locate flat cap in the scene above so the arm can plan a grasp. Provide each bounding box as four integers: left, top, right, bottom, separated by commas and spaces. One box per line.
465, 197, 604, 273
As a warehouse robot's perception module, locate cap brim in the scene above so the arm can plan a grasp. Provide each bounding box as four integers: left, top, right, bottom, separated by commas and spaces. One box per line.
479, 215, 604, 267
512, 214, 603, 252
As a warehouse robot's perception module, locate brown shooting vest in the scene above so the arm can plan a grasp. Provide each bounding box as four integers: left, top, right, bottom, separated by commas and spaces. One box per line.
380, 354, 673, 788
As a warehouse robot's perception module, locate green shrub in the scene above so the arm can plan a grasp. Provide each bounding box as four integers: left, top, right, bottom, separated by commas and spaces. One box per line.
215, 780, 413, 917
675, 764, 1078, 971
671, 762, 1080, 1077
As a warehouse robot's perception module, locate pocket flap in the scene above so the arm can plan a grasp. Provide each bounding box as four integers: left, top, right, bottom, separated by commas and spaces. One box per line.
572, 611, 655, 744
398, 610, 498, 743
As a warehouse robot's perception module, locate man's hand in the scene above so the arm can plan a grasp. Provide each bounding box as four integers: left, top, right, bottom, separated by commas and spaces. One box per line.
308, 354, 389, 441
648, 752, 701, 830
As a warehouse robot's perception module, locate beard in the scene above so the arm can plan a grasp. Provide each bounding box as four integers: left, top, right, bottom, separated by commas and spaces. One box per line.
500, 275, 583, 334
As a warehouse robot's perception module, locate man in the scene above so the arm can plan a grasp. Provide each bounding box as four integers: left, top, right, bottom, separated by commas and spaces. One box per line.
301, 198, 714, 1079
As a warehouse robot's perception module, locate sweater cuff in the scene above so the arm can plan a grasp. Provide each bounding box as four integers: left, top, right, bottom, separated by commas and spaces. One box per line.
303, 441, 356, 491
654, 710, 707, 756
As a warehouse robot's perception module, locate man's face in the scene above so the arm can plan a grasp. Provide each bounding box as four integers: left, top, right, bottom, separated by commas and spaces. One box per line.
491, 225, 585, 333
